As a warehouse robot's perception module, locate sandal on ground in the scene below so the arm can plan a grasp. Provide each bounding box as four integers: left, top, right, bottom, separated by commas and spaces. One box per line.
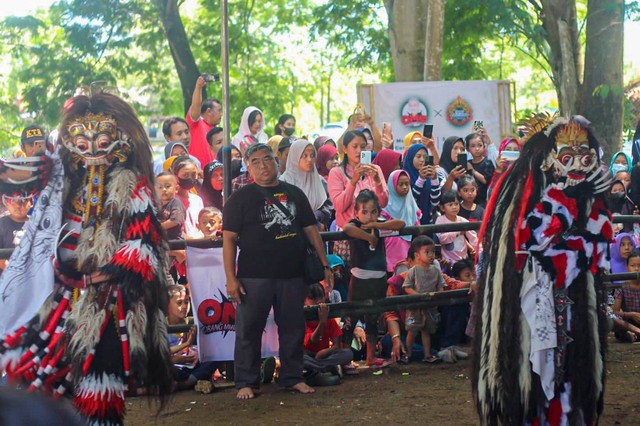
367, 358, 391, 369
422, 355, 441, 364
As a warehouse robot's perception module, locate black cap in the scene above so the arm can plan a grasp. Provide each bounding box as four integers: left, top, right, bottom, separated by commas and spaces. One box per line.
20, 125, 46, 147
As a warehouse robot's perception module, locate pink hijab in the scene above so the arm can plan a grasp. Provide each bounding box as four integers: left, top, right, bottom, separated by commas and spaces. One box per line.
316, 144, 338, 178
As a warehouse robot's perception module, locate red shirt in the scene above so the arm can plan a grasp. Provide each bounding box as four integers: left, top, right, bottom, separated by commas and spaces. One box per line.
186, 108, 214, 166
304, 319, 342, 354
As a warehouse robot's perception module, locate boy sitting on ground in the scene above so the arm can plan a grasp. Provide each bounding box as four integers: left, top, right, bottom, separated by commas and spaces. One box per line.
303, 283, 353, 384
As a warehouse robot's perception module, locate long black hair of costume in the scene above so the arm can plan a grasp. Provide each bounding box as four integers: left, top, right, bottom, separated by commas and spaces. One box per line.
471, 130, 555, 425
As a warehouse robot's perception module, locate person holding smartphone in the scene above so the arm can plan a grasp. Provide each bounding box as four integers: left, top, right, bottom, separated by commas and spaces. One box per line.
440, 136, 467, 192
402, 144, 442, 225
328, 130, 388, 266
464, 132, 495, 206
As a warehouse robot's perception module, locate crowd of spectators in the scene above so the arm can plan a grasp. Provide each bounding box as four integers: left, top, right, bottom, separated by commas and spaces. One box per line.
4, 76, 640, 396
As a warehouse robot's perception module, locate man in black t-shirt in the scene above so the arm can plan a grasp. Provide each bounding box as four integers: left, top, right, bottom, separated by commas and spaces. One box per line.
223, 144, 333, 400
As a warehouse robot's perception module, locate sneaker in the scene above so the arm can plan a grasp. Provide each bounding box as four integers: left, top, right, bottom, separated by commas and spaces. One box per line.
422, 355, 442, 364
451, 346, 469, 360
260, 356, 276, 384
398, 353, 409, 365
438, 347, 457, 363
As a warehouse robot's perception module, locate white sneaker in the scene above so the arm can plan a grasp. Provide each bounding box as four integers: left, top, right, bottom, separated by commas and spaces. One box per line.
437, 347, 457, 363
451, 346, 468, 360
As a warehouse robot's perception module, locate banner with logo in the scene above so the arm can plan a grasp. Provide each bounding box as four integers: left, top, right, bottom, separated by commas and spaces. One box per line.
186, 246, 279, 362
358, 80, 512, 153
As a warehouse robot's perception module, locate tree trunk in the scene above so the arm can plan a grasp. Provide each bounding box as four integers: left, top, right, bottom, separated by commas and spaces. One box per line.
153, 0, 201, 114
582, 0, 625, 160
384, 0, 428, 81
539, 0, 582, 114
423, 0, 445, 80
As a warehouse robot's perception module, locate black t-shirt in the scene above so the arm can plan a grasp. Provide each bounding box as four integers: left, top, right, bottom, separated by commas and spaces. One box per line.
158, 198, 186, 240
348, 218, 387, 272
223, 182, 316, 279
470, 158, 495, 205
0, 215, 27, 249
459, 204, 485, 222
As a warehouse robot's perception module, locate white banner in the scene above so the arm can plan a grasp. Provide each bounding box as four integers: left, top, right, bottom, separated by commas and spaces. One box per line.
0, 152, 63, 337
186, 246, 279, 362
358, 80, 512, 153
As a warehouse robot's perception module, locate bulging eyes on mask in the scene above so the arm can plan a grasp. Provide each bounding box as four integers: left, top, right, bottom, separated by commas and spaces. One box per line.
284, 127, 295, 137
178, 177, 197, 190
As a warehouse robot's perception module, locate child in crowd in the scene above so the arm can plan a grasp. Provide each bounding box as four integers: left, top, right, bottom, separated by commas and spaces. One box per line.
457, 175, 485, 222
464, 133, 494, 206
197, 207, 223, 240
172, 156, 204, 239
610, 233, 637, 274
438, 258, 475, 362
0, 194, 31, 274
303, 283, 353, 383
382, 170, 421, 274
343, 190, 405, 367
167, 284, 218, 391
403, 236, 445, 363
156, 172, 186, 241
436, 190, 478, 269
155, 172, 187, 278
612, 252, 640, 342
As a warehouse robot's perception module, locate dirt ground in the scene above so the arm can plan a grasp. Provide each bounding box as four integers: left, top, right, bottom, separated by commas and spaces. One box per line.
126, 338, 640, 425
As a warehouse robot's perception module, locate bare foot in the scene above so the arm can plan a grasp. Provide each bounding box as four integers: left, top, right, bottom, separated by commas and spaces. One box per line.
236, 387, 255, 400
287, 382, 315, 394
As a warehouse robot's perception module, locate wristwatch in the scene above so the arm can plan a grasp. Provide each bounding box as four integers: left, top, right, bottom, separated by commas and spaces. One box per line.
323, 265, 331, 270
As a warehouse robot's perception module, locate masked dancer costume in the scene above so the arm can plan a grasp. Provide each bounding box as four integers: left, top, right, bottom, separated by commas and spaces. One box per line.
472, 115, 613, 425
0, 92, 172, 425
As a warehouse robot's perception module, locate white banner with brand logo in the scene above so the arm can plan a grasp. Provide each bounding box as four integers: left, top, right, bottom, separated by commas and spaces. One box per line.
186, 246, 279, 362
358, 80, 512, 153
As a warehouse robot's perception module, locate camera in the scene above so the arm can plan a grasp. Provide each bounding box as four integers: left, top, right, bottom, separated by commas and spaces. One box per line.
201, 73, 220, 83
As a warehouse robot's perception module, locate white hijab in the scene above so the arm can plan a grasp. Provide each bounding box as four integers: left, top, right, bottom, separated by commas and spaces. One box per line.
231, 106, 268, 150
280, 139, 328, 211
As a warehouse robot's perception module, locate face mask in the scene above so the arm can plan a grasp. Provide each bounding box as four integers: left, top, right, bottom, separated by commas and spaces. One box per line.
284, 127, 295, 137
611, 163, 627, 174
178, 177, 197, 190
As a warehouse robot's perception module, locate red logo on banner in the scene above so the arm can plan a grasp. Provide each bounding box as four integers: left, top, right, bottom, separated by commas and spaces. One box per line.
197, 291, 236, 334
400, 97, 429, 127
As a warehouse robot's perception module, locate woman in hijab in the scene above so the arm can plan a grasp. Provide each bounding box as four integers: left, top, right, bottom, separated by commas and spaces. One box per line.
200, 161, 224, 210
402, 143, 441, 225
440, 136, 467, 191
216, 145, 243, 180
316, 143, 339, 180
610, 151, 632, 176
487, 137, 522, 198
153, 141, 189, 175
231, 106, 268, 154
372, 148, 402, 182
381, 169, 421, 272
280, 139, 333, 229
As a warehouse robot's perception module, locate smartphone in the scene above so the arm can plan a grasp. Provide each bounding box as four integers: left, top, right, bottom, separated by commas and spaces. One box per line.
360, 150, 372, 165
457, 153, 468, 169
423, 124, 434, 139
201, 73, 220, 83
382, 122, 392, 138
473, 120, 484, 131
502, 151, 520, 162
425, 155, 434, 166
